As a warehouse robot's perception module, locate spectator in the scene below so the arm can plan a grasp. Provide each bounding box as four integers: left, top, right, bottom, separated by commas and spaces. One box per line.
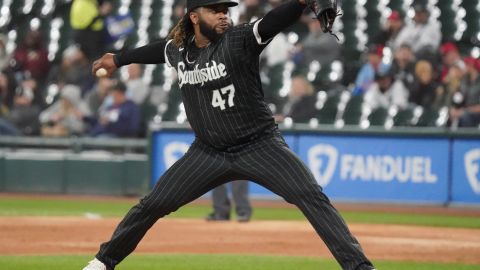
40, 84, 89, 137
374, 10, 405, 51
12, 30, 50, 84
84, 77, 113, 118
353, 44, 390, 95
278, 75, 316, 123
47, 45, 95, 95
70, 0, 113, 60
171, 3, 186, 27
0, 87, 41, 135
390, 44, 416, 90
449, 57, 480, 127
439, 60, 466, 108
297, 13, 340, 68
395, 2, 441, 55
90, 81, 140, 137
20, 77, 45, 108
439, 42, 462, 83
0, 71, 17, 113
125, 64, 149, 105
238, 0, 263, 23
364, 69, 409, 110
0, 34, 11, 72
409, 60, 443, 109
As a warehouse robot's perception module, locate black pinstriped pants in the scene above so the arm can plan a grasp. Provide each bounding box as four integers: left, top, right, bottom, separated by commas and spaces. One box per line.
96, 133, 374, 270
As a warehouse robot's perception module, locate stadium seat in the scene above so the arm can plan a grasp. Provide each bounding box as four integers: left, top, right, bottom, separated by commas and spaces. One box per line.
393, 107, 415, 127
387, 0, 404, 12
263, 63, 286, 107
314, 90, 341, 125
368, 107, 388, 126
416, 108, 440, 127
150, 65, 165, 86
341, 93, 364, 126
364, 0, 381, 43
138, 98, 159, 137
460, 0, 480, 43
160, 83, 182, 121
147, 1, 164, 40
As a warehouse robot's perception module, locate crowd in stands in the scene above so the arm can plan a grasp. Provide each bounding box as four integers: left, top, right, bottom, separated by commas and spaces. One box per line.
0, 0, 479, 138
273, 1, 480, 129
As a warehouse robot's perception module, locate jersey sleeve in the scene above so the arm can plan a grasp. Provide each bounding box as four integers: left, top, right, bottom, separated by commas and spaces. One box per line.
164, 39, 181, 68
228, 21, 273, 56
114, 39, 180, 67
227, 0, 306, 56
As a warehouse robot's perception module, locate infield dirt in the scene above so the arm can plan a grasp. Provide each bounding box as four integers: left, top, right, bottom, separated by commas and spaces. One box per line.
1, 216, 479, 264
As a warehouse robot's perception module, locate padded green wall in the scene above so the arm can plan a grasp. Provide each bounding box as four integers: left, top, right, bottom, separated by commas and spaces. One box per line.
1, 151, 148, 196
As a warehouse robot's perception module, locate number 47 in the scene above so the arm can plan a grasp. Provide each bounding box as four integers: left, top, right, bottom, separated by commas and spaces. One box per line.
211, 84, 235, 110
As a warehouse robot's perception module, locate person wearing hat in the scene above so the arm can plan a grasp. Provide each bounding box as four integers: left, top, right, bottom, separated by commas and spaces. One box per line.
449, 57, 480, 127
373, 10, 405, 51
89, 80, 140, 137
439, 42, 463, 83
363, 67, 409, 111
86, 1, 375, 270
395, 2, 441, 55
352, 44, 390, 95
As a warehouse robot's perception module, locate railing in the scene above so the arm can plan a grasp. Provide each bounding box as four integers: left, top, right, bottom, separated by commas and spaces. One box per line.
0, 136, 147, 153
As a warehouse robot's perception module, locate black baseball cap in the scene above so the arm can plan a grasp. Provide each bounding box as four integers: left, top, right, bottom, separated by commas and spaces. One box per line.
186, 0, 238, 12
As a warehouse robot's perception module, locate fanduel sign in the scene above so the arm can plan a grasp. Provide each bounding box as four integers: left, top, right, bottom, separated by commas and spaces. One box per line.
340, 154, 437, 183
452, 141, 480, 204
464, 148, 480, 194
299, 135, 449, 203
307, 145, 437, 186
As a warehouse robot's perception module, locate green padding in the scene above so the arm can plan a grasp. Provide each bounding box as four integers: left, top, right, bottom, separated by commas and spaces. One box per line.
4, 152, 65, 193
123, 155, 148, 196
65, 156, 124, 195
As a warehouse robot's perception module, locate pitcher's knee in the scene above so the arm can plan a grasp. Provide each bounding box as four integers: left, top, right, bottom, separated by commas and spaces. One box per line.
290, 186, 331, 206
136, 195, 180, 219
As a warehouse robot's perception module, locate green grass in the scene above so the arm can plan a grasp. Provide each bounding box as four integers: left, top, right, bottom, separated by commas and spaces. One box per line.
0, 254, 479, 270
1, 197, 480, 228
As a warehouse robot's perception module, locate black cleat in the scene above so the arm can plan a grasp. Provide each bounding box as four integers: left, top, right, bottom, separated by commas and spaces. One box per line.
236, 214, 251, 222
206, 213, 230, 221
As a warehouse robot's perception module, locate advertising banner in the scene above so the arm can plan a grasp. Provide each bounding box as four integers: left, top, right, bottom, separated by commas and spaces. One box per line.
451, 139, 480, 204
297, 135, 450, 203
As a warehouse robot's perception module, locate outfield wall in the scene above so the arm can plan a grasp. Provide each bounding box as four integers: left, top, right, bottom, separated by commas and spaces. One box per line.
0, 137, 149, 196
150, 124, 480, 206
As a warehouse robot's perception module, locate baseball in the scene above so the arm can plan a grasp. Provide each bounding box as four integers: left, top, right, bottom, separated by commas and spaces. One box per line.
96, 68, 108, 77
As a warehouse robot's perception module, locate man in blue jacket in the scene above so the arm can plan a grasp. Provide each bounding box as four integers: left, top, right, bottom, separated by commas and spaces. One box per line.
90, 80, 140, 137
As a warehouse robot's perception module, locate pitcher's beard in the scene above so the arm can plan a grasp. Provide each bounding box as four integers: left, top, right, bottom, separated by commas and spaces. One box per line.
199, 20, 226, 43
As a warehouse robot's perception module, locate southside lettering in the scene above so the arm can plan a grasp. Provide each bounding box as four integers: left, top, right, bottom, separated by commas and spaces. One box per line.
177, 60, 227, 87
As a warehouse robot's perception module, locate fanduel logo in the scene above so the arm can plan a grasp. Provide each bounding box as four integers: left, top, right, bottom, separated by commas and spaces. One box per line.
341, 155, 437, 183
177, 60, 227, 87
308, 144, 338, 187
464, 149, 480, 194
307, 144, 438, 186
164, 142, 190, 169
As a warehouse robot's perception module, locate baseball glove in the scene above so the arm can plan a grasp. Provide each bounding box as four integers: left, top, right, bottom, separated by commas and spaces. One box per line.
306, 0, 340, 39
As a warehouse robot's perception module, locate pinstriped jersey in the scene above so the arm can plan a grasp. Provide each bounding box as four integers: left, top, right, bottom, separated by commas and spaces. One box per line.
164, 20, 276, 150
